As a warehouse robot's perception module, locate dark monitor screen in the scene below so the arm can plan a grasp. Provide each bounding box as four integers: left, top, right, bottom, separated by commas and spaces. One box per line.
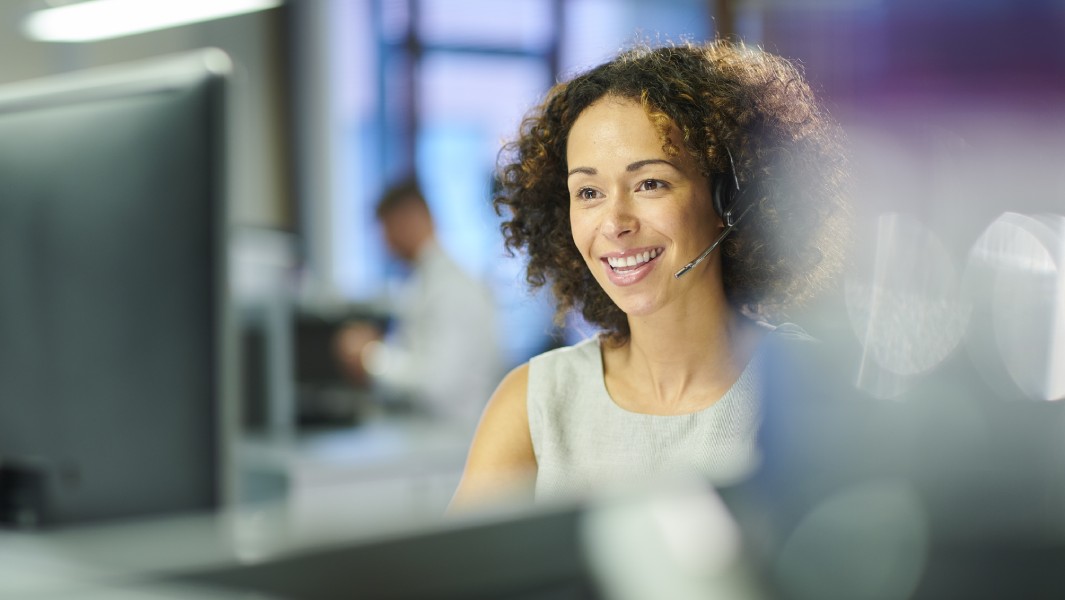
0, 50, 233, 527
170, 507, 599, 600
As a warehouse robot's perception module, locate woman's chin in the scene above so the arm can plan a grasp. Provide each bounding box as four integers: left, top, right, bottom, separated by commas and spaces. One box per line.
608, 295, 662, 320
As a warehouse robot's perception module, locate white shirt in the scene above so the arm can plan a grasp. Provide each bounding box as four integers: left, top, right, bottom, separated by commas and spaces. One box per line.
366, 240, 501, 430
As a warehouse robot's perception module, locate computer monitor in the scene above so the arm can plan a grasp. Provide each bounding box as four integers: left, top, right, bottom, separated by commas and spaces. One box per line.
0, 49, 236, 527
170, 506, 598, 600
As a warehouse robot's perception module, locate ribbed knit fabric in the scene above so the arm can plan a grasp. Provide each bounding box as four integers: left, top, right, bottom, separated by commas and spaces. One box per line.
527, 325, 808, 501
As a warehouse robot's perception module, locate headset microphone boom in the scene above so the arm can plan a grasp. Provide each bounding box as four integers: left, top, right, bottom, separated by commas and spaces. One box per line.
674, 148, 752, 279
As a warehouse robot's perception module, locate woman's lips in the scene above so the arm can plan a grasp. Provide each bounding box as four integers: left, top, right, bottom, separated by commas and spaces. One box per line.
600, 248, 663, 286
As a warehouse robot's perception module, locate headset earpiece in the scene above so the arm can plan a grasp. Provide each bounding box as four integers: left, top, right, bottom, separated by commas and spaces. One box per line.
712, 174, 737, 226
676, 147, 751, 278
713, 147, 745, 227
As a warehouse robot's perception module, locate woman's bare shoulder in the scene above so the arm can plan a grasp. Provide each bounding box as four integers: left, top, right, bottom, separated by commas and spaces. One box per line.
491, 362, 530, 410
448, 364, 536, 511
468, 363, 533, 468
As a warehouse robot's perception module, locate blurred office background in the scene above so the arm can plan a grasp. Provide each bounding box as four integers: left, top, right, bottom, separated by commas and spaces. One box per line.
0, 0, 730, 524
2, 0, 1065, 597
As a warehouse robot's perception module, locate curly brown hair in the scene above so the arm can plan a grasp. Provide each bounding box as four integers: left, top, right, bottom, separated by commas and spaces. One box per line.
495, 40, 849, 340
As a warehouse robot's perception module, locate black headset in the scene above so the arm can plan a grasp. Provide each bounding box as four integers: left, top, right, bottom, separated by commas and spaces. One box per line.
712, 147, 750, 228
674, 147, 753, 278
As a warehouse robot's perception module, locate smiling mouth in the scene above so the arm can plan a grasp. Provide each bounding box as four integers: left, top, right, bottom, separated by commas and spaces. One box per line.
604, 248, 662, 272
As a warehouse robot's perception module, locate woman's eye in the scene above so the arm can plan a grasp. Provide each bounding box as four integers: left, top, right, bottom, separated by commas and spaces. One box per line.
638, 179, 666, 192
576, 188, 599, 200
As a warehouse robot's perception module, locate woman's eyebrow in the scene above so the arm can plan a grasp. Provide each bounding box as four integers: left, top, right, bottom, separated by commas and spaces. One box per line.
567, 159, 679, 178
627, 158, 679, 172
567, 166, 596, 178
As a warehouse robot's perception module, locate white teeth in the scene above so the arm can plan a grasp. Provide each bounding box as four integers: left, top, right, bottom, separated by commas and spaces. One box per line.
606, 249, 661, 269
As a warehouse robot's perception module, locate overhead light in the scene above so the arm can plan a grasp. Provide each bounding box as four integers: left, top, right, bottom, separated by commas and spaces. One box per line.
23, 0, 284, 43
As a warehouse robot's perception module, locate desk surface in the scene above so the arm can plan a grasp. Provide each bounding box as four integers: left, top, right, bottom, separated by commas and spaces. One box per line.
0, 482, 754, 600
1, 414, 475, 598
241, 413, 472, 477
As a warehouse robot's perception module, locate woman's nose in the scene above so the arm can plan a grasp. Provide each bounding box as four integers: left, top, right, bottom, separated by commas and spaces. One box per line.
600, 197, 638, 239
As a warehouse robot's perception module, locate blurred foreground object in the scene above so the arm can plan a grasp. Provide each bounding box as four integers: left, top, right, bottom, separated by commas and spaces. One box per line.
0, 484, 761, 600
747, 312, 1065, 599
0, 49, 236, 527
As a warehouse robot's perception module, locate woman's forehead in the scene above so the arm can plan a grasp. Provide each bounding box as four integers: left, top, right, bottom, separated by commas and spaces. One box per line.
566, 97, 689, 168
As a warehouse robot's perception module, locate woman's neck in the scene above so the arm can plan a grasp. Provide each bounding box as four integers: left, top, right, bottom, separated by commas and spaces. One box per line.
603, 296, 764, 415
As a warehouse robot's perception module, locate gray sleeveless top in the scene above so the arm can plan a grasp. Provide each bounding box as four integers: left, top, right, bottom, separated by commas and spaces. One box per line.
528, 326, 804, 501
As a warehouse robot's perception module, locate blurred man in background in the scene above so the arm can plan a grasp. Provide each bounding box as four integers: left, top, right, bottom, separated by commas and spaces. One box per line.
335, 178, 500, 434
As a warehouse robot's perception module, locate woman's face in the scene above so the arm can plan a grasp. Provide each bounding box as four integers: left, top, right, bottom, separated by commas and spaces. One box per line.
567, 96, 721, 318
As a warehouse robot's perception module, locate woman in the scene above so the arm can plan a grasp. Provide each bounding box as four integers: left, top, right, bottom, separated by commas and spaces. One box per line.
451, 40, 848, 506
